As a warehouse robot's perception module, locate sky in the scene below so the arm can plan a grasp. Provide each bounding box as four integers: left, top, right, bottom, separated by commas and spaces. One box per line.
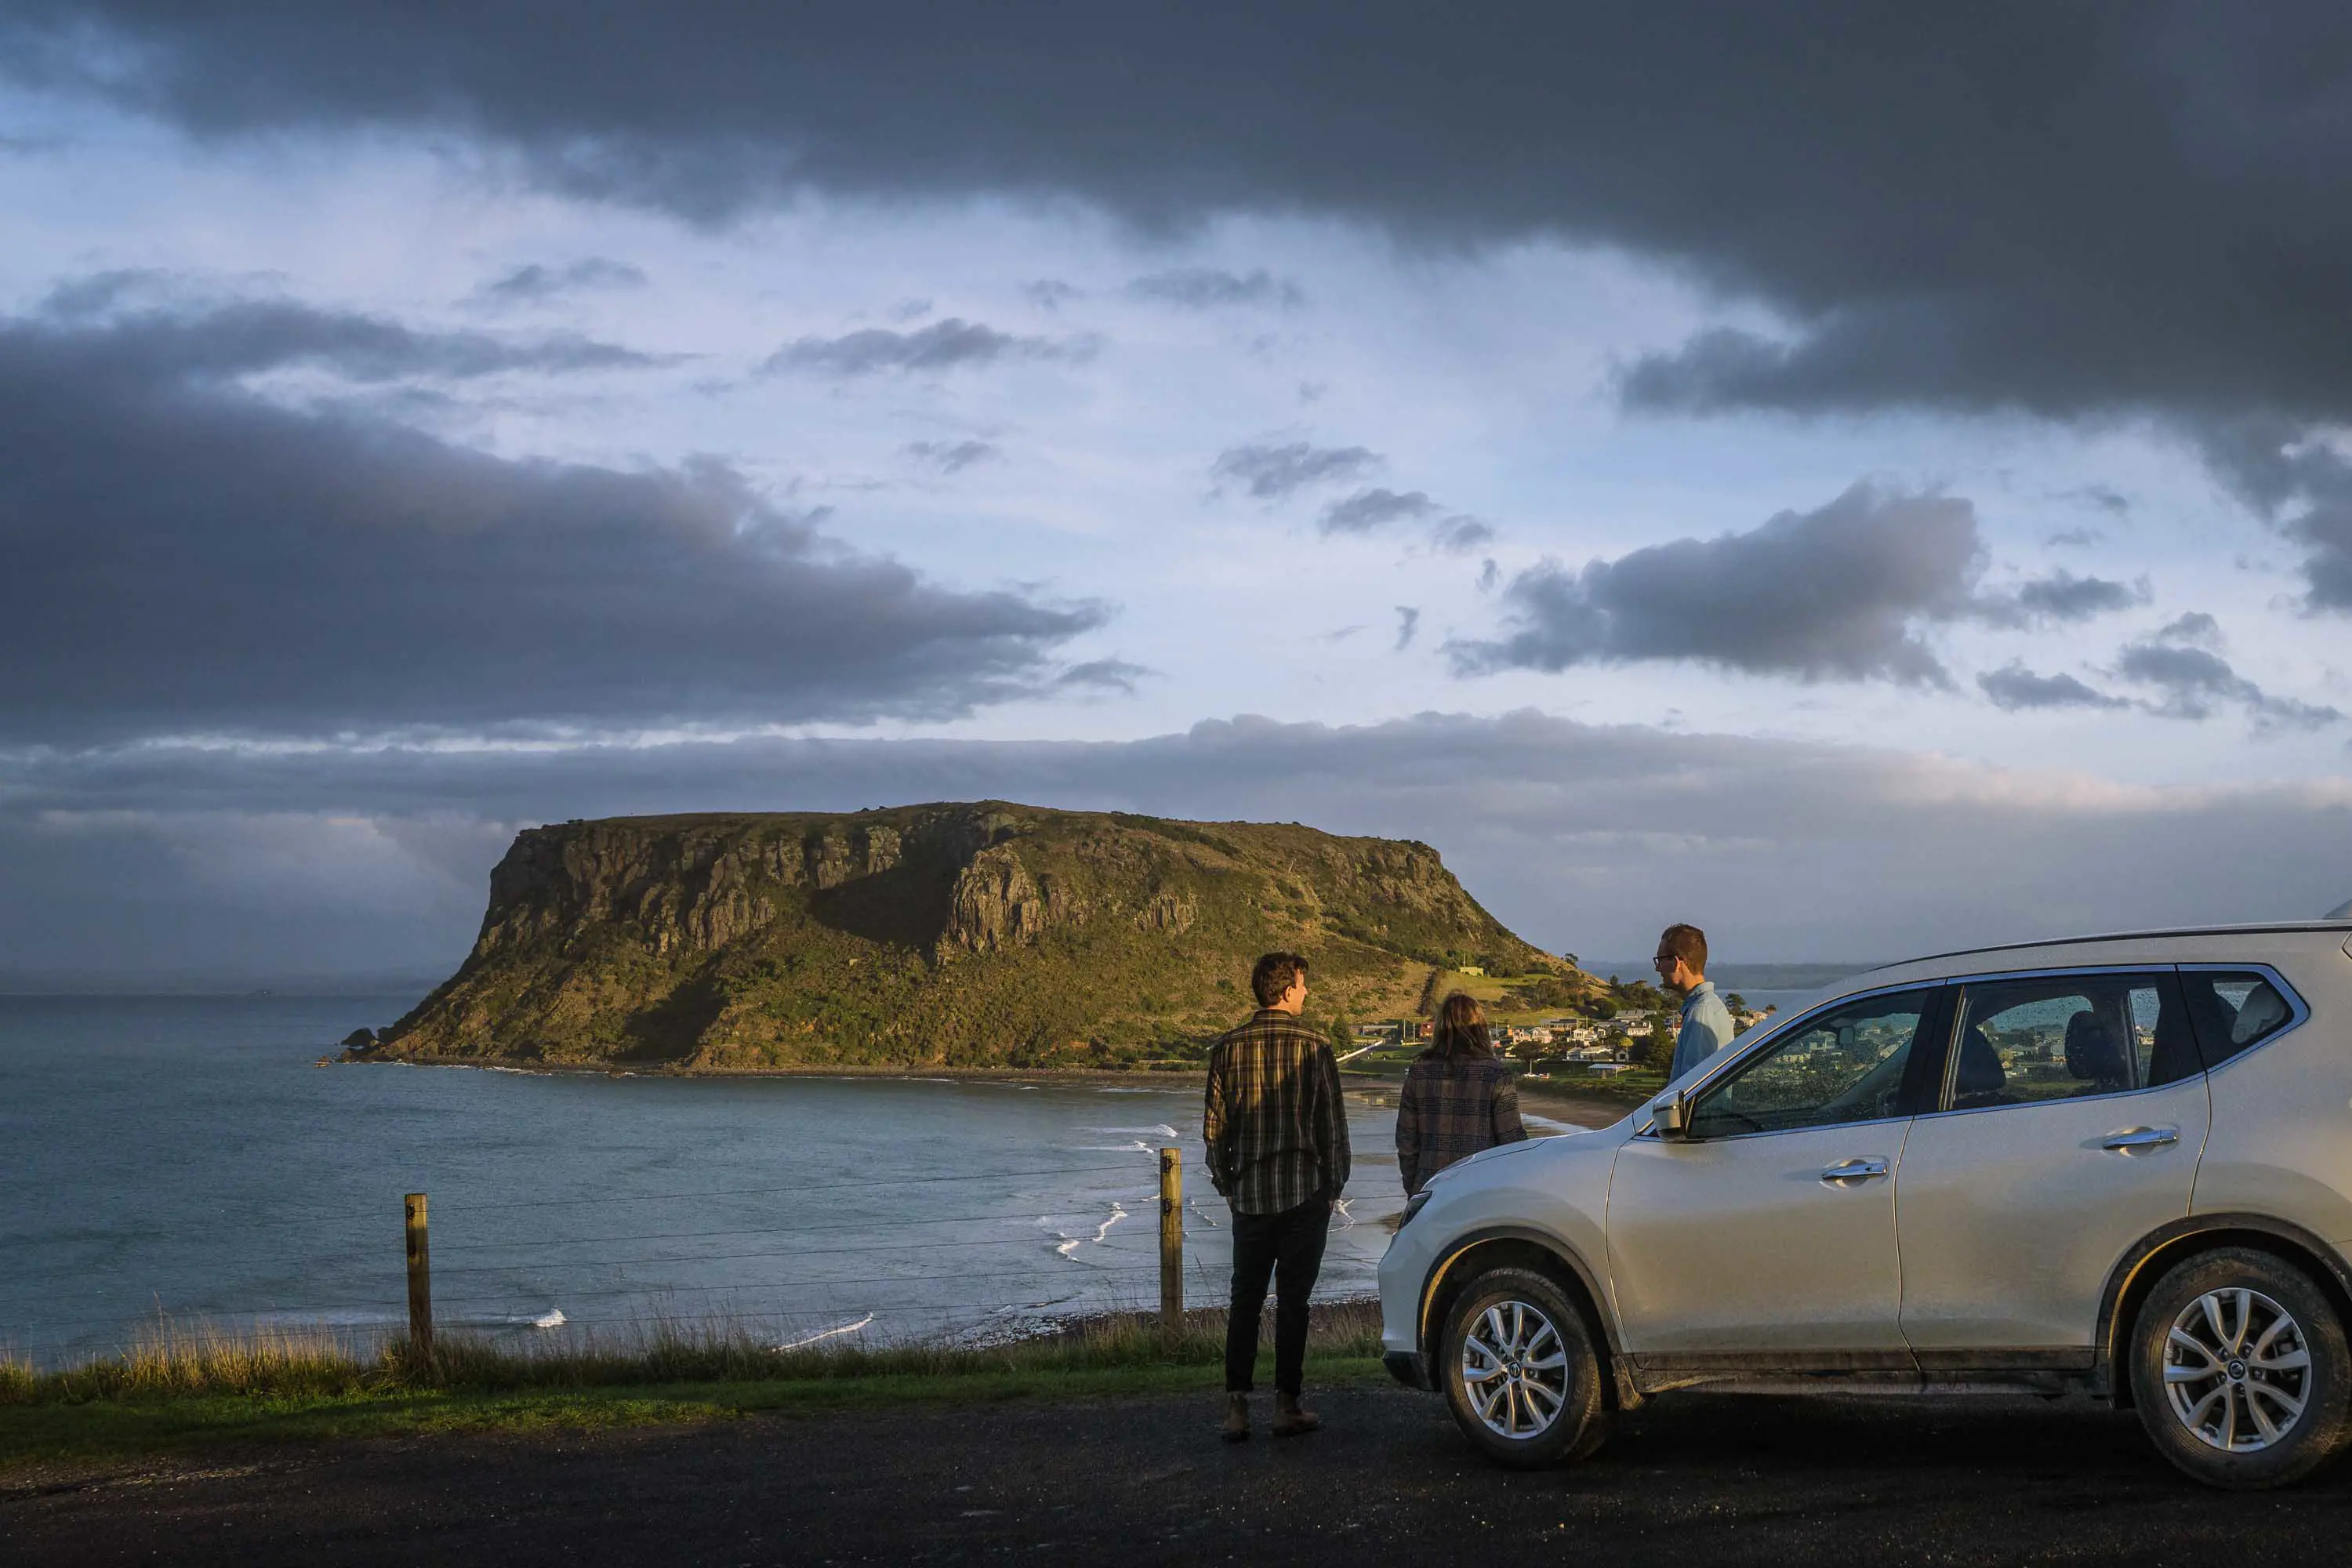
2, 2, 2348, 979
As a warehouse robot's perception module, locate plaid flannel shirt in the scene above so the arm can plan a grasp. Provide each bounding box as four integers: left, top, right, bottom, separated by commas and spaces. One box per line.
1395, 1057, 1527, 1196
1203, 1008, 1352, 1215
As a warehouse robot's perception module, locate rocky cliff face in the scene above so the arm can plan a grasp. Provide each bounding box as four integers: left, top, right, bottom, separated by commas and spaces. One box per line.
381, 802, 1584, 1069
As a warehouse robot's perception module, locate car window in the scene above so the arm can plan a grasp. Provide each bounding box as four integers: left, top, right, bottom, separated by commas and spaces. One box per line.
1946, 972, 2197, 1112
1687, 990, 1931, 1138
2180, 970, 2299, 1069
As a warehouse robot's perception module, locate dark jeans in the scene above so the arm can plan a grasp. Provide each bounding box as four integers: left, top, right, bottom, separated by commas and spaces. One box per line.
1224, 1196, 1330, 1395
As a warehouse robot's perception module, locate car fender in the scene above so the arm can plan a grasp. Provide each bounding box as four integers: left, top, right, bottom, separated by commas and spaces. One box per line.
2095, 1211, 2352, 1399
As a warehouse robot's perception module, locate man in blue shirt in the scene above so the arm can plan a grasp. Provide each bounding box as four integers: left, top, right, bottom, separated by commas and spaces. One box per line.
1656, 923, 1734, 1082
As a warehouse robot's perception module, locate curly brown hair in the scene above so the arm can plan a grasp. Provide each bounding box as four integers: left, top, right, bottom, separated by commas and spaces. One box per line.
1426, 992, 1494, 1062
1250, 951, 1310, 1007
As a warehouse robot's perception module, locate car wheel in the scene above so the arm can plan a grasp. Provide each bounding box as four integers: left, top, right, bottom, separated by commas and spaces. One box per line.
1437, 1265, 1610, 1468
2129, 1247, 2352, 1489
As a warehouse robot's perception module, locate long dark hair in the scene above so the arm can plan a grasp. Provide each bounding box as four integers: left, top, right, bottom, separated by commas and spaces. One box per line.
1425, 992, 1494, 1062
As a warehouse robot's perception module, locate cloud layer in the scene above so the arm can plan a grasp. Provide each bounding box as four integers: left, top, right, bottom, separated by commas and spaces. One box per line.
0, 289, 1104, 742
2115, 615, 2342, 729
1453, 484, 2167, 686
20, 5, 2350, 597
9, 710, 2348, 976
10, 3, 2346, 420
1456, 484, 1985, 683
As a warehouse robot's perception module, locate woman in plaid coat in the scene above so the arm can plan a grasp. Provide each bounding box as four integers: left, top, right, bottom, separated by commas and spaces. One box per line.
1396, 993, 1529, 1196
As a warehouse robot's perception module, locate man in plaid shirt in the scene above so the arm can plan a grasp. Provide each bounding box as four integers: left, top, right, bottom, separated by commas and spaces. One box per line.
1204, 950, 1351, 1441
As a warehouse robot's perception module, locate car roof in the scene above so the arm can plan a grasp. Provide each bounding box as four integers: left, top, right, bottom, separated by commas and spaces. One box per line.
1840, 921, 2352, 993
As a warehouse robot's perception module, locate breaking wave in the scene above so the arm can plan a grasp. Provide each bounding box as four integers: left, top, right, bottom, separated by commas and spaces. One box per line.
776, 1313, 873, 1351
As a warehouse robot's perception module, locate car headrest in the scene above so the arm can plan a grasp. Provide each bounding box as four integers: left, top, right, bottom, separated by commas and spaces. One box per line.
2064, 1011, 2128, 1087
1954, 1025, 2005, 1097
2231, 984, 2290, 1046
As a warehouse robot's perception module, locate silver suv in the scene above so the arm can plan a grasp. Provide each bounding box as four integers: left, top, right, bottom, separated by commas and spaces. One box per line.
1377, 924, 2352, 1488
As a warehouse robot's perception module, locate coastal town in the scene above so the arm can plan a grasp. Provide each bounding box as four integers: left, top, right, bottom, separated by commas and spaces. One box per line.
1341, 991, 1775, 1083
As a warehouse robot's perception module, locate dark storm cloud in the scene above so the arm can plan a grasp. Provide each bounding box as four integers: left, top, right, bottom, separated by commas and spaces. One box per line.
1127, 268, 1304, 310
0, 299, 1105, 742
28, 8, 2352, 597
761, 318, 1094, 377
1977, 664, 2129, 713
1210, 441, 1381, 500
16, 2, 2351, 427
2194, 420, 2352, 612
472, 256, 648, 304
9, 710, 2352, 974
904, 438, 1000, 474
1453, 484, 1984, 684
2294, 509, 2352, 612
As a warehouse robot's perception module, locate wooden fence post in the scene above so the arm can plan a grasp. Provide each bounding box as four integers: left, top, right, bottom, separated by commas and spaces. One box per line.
404, 1192, 433, 1352
1158, 1147, 1183, 1348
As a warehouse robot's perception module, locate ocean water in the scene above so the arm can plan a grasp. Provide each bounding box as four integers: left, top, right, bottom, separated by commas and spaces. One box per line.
1, 994, 1446, 1367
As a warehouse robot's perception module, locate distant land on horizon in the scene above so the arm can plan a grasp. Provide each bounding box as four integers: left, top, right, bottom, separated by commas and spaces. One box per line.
364, 802, 1613, 1071
1580, 960, 1875, 993
0, 968, 454, 1000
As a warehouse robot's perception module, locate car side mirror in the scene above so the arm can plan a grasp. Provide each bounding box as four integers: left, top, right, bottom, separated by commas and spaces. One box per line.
1654, 1091, 1693, 1140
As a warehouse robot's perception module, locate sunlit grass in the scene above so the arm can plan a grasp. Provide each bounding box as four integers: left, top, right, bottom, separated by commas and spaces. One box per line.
0, 1298, 1385, 1462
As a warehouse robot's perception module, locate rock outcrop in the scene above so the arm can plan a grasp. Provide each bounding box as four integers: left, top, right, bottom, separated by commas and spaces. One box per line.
946, 844, 1062, 953
378, 802, 1589, 1069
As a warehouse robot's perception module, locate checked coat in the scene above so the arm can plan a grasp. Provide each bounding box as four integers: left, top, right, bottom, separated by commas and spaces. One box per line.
1395, 1056, 1527, 1196
1203, 1008, 1352, 1216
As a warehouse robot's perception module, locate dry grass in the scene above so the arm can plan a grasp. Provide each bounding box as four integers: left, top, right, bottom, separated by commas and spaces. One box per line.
1, 1298, 1384, 1410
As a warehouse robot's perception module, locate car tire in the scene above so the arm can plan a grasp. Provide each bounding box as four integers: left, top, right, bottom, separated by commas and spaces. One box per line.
1437, 1265, 1610, 1468
2129, 1247, 2352, 1490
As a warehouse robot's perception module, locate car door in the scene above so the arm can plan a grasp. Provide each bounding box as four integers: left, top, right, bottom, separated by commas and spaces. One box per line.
1607, 986, 1947, 1364
1895, 968, 2211, 1364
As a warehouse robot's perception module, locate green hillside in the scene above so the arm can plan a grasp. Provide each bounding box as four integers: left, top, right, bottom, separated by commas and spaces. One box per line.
376, 802, 1595, 1069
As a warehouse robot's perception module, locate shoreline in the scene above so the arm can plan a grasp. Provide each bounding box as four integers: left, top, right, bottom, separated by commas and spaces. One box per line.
332, 1052, 1646, 1125
333, 1054, 1214, 1087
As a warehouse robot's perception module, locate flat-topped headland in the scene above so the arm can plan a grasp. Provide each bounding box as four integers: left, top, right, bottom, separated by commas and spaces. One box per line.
365, 803, 1602, 1073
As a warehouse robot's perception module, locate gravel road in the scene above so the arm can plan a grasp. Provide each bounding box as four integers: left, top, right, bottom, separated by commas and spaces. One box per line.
12, 1382, 2352, 1565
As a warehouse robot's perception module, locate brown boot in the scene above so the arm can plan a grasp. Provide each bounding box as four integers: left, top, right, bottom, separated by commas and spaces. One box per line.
1272, 1392, 1321, 1437
1220, 1392, 1250, 1443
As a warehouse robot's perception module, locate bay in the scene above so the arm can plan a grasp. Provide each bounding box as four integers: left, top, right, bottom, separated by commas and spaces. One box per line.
2, 994, 1428, 1366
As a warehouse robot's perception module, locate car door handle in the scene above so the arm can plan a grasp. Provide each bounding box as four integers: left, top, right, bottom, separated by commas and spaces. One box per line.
1820, 1157, 1889, 1186
2101, 1126, 2180, 1152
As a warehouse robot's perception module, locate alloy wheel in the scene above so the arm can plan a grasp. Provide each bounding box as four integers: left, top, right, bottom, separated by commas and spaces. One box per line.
2164, 1287, 2313, 1453
1458, 1299, 1570, 1439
